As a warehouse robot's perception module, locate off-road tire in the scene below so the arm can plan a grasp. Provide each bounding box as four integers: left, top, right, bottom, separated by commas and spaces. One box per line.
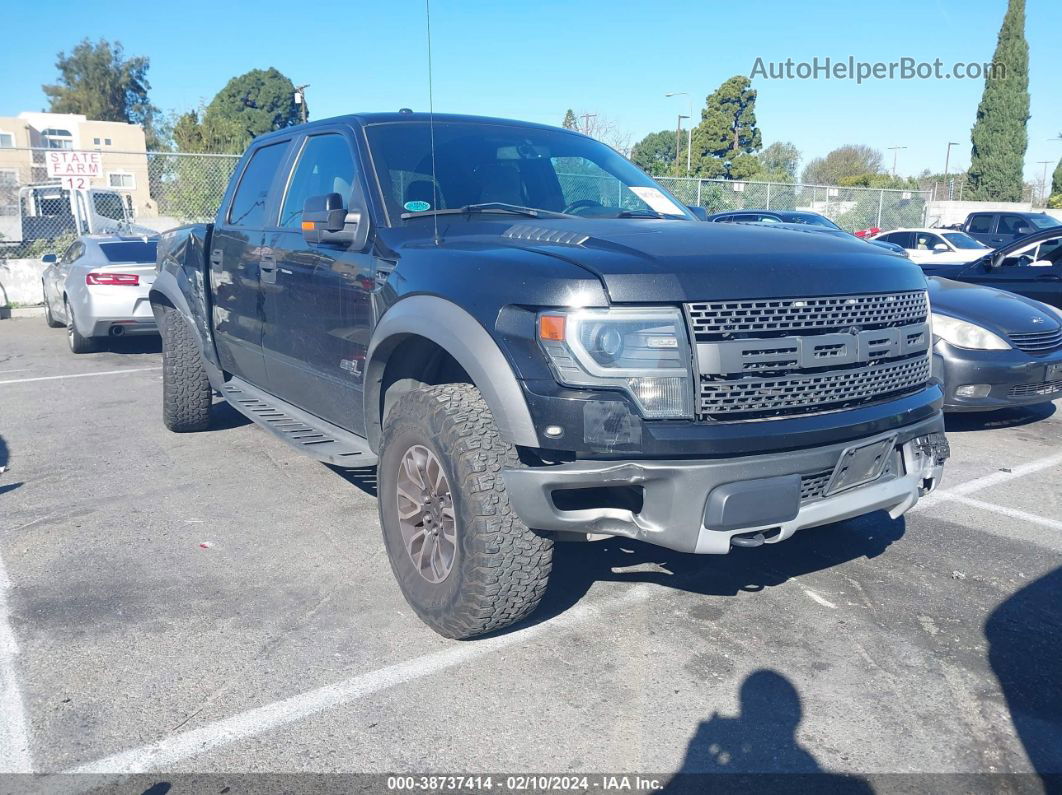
65, 299, 100, 354
378, 383, 553, 639
160, 306, 212, 432
44, 291, 63, 328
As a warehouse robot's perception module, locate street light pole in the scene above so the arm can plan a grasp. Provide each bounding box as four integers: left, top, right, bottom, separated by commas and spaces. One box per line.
675, 115, 690, 178
943, 141, 959, 200
887, 145, 908, 178
294, 84, 310, 124
666, 91, 693, 177
1037, 161, 1052, 206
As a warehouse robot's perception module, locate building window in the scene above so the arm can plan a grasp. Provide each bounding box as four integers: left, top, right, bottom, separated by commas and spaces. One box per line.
93, 137, 101, 145
104, 138, 112, 146
42, 128, 73, 149
108, 171, 135, 189
0, 168, 18, 186
0, 131, 13, 148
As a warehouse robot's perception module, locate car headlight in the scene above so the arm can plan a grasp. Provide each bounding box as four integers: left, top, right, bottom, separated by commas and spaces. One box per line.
931, 312, 1011, 350
1042, 303, 1062, 324
538, 307, 693, 418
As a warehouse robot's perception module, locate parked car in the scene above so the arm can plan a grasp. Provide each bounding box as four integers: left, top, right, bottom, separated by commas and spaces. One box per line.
961, 211, 1061, 247
929, 277, 1062, 411
150, 112, 948, 638
705, 209, 843, 228
914, 227, 1062, 309
42, 235, 159, 353
870, 228, 990, 264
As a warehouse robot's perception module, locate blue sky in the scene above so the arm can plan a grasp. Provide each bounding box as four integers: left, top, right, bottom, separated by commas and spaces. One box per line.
2, 0, 1060, 183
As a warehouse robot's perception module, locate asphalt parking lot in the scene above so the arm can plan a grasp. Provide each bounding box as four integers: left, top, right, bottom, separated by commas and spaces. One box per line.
1, 317, 1061, 785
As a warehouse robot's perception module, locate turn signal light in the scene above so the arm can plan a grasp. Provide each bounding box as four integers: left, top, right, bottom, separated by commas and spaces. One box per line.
87, 272, 140, 286
538, 314, 566, 341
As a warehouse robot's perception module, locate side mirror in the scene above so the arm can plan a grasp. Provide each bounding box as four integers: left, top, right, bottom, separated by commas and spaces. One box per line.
301, 192, 370, 250
932, 242, 949, 252
686, 205, 708, 221
41, 253, 57, 264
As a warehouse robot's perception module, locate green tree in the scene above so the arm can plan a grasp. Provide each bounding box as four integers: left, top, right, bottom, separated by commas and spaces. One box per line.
562, 109, 578, 130
966, 0, 1029, 201
178, 68, 301, 154
755, 141, 800, 182
689, 75, 762, 179
42, 38, 160, 145
630, 130, 676, 176
801, 145, 883, 185
1051, 142, 1062, 197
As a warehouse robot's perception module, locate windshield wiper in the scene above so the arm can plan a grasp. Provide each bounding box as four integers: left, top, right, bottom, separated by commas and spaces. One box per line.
616, 208, 684, 219
400, 202, 573, 220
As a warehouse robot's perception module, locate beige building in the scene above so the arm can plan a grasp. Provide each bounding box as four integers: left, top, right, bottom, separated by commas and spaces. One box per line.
0, 111, 154, 219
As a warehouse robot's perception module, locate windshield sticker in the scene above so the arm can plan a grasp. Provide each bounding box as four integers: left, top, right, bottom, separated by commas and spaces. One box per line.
628, 186, 682, 215
404, 200, 431, 212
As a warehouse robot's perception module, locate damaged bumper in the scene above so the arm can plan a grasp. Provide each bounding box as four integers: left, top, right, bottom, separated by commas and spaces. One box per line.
503, 415, 947, 554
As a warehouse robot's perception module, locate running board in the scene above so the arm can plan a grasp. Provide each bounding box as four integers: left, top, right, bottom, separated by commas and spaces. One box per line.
221, 378, 377, 467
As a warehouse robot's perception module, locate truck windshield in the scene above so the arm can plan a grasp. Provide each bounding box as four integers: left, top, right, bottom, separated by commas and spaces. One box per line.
364, 120, 691, 224
93, 192, 127, 222
1027, 213, 1062, 230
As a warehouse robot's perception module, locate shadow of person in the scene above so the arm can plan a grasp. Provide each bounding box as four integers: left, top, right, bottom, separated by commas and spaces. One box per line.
986, 567, 1062, 787
944, 401, 1055, 433
0, 434, 16, 496
663, 670, 871, 793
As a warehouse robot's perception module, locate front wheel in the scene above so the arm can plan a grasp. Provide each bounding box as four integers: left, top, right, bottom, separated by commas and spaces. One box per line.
378, 384, 553, 639
160, 305, 212, 432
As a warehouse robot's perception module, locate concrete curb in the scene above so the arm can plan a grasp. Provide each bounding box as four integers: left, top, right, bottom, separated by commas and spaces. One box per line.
1, 306, 46, 318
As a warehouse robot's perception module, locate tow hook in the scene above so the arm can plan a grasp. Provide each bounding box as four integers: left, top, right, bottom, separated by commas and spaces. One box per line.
730, 532, 766, 549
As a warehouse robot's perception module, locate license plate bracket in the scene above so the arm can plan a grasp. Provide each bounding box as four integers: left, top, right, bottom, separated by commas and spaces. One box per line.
1046, 362, 1062, 382
825, 435, 898, 497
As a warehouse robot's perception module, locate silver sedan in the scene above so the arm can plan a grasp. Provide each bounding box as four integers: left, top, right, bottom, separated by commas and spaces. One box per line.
41, 235, 159, 353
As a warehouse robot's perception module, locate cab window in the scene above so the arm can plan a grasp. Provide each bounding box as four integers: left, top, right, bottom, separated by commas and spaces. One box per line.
967, 215, 993, 234
280, 134, 357, 228
997, 215, 1027, 235
228, 142, 288, 227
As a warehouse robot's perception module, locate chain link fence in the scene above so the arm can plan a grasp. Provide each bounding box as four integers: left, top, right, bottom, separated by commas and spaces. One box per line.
655, 176, 931, 232
0, 147, 240, 257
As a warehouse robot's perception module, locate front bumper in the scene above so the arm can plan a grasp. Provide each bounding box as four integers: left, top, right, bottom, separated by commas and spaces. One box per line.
503, 414, 946, 554
933, 342, 1062, 411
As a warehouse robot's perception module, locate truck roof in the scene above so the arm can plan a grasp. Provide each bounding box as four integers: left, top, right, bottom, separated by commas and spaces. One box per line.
253, 112, 581, 144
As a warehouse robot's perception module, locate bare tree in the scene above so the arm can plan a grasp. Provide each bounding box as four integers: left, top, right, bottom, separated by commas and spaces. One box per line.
574, 112, 634, 157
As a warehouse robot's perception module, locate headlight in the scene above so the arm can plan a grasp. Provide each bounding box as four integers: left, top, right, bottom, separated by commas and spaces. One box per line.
931, 312, 1011, 350
538, 307, 693, 418
1042, 303, 1062, 324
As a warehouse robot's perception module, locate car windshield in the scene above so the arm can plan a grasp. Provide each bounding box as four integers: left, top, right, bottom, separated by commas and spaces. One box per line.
1027, 213, 1062, 230
99, 241, 157, 263
364, 120, 691, 223
942, 232, 987, 249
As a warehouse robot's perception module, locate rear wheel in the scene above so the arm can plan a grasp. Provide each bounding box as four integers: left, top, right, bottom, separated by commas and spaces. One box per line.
160, 306, 212, 432
378, 383, 553, 639
65, 299, 99, 354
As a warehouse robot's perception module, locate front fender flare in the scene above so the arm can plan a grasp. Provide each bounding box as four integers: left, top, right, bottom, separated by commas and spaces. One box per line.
365, 295, 538, 449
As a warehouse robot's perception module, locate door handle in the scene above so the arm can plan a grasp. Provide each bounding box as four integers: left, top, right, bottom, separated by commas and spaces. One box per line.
210, 248, 223, 267
259, 249, 277, 284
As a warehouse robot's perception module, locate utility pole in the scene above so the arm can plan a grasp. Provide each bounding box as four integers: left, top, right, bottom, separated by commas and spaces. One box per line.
579, 113, 597, 135
887, 146, 908, 178
294, 84, 310, 124
666, 91, 694, 177
943, 141, 959, 200
1037, 160, 1052, 206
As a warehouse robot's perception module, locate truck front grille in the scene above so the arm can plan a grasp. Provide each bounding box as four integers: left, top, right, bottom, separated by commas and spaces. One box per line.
687, 291, 931, 421
687, 291, 928, 339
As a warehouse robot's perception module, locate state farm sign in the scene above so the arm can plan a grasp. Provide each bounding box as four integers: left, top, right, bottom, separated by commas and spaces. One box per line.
45, 150, 102, 179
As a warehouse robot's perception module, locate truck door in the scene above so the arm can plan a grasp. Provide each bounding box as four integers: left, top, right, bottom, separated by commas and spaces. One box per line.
209, 140, 291, 389
261, 130, 373, 431
965, 214, 995, 246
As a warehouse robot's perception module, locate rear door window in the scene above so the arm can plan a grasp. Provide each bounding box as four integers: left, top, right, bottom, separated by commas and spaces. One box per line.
997, 215, 1026, 236
967, 215, 994, 234
227, 142, 289, 227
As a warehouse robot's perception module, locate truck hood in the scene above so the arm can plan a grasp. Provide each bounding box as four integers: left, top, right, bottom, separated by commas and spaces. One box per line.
424, 218, 929, 302
928, 276, 1062, 335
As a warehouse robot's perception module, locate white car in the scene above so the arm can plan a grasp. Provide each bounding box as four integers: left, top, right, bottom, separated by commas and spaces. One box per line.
870, 228, 990, 264
41, 235, 159, 353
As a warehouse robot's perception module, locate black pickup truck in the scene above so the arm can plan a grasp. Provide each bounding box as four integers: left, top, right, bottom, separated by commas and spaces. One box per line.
152, 112, 948, 638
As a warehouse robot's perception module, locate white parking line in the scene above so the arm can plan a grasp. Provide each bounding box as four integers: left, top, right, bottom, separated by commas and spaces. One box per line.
0, 553, 33, 773
915, 450, 1062, 508
0, 367, 161, 386
942, 494, 1062, 532
69, 584, 654, 774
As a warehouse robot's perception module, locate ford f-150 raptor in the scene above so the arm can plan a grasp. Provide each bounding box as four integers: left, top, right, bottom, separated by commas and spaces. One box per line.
151, 113, 949, 638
